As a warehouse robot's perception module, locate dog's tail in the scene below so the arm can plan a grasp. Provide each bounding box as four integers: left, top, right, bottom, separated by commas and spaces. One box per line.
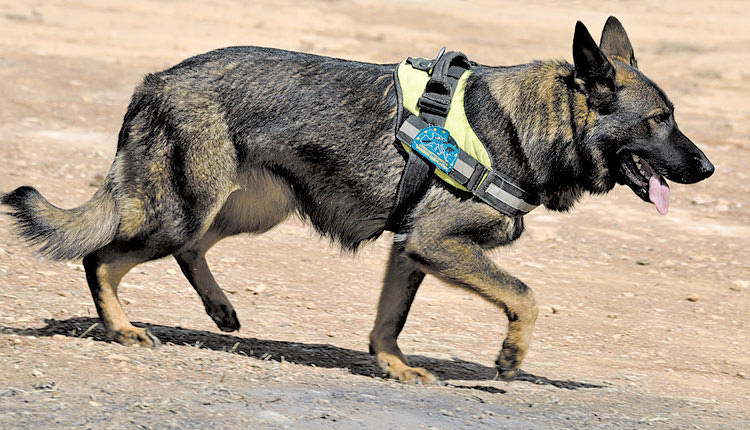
2, 180, 119, 261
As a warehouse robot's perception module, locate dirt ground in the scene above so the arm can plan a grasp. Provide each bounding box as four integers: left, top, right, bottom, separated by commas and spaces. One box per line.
0, 1, 748, 428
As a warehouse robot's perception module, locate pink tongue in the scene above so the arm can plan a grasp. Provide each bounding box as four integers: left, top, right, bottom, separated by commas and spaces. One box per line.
648, 174, 670, 215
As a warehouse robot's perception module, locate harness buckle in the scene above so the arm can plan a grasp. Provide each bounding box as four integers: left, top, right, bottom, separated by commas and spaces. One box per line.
417, 92, 451, 116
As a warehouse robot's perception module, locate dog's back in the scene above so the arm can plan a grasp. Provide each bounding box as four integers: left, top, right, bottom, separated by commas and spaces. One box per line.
4, 47, 405, 261
118, 47, 403, 252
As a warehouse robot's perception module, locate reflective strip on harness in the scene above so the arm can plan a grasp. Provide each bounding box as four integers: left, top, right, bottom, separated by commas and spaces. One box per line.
397, 114, 539, 217
486, 183, 538, 214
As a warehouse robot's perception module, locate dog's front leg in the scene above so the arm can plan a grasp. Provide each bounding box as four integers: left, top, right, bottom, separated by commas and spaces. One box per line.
404, 233, 539, 381
369, 242, 438, 384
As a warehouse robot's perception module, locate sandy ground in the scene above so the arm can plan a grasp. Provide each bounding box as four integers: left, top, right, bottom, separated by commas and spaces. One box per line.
0, 1, 748, 428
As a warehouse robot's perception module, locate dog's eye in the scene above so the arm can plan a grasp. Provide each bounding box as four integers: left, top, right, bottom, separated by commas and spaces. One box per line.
648, 112, 671, 124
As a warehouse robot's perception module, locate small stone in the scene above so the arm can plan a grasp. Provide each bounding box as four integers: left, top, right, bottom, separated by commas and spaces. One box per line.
690, 194, 712, 205
686, 294, 699, 302
33, 381, 56, 391
246, 284, 268, 295
256, 410, 293, 425
730, 280, 747, 291
530, 228, 559, 242
305, 302, 317, 310
106, 354, 130, 362
636, 259, 650, 266
37, 270, 57, 277
32, 369, 44, 377
607, 313, 618, 319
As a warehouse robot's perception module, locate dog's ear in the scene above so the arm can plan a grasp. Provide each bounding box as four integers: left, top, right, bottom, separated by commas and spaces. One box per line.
600, 16, 637, 68
573, 21, 616, 112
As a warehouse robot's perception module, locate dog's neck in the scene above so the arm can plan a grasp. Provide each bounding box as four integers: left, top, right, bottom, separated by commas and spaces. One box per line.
465, 61, 603, 212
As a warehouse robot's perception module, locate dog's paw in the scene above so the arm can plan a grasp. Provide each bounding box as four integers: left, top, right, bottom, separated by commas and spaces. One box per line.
397, 366, 439, 385
495, 340, 521, 381
214, 304, 241, 332
494, 367, 519, 381
206, 303, 240, 332
376, 352, 439, 385
110, 327, 161, 348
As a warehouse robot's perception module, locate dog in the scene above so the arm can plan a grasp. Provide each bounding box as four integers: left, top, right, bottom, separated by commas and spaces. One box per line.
2, 17, 713, 384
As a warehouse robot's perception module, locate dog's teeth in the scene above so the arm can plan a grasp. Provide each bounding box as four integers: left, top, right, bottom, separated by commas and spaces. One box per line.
630, 154, 646, 176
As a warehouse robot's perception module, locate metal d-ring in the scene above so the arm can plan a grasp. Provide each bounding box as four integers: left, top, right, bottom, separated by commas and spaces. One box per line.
428, 46, 446, 75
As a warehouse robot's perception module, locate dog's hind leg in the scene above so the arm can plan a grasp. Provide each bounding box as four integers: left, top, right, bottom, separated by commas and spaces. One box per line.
174, 230, 240, 332
369, 242, 437, 384
83, 245, 163, 347
174, 169, 295, 332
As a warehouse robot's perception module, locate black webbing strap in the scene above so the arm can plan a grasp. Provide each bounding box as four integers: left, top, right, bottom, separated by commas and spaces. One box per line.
386, 50, 472, 232
386, 150, 433, 232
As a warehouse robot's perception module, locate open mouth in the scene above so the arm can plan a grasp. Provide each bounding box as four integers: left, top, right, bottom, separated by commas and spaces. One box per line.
620, 153, 670, 215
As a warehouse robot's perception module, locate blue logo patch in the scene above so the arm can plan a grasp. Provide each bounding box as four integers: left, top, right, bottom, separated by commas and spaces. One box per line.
411, 126, 459, 173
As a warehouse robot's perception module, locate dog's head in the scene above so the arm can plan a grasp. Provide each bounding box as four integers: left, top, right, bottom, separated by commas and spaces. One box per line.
573, 16, 714, 214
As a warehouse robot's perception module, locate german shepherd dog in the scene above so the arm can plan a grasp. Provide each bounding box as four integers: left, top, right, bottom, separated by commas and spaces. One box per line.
2, 17, 713, 383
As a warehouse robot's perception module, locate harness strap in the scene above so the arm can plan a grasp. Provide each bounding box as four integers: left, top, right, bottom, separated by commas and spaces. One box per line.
396, 115, 540, 218
386, 50, 471, 232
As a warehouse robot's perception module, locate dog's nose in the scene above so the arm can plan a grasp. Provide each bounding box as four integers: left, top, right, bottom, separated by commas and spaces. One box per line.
698, 155, 715, 179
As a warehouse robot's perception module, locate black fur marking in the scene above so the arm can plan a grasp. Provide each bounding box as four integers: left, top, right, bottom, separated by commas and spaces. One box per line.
1, 186, 50, 244
464, 72, 534, 190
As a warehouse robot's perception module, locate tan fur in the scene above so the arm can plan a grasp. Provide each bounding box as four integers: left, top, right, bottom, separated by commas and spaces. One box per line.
88, 258, 159, 347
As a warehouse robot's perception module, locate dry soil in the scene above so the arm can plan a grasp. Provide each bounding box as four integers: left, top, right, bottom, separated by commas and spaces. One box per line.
0, 1, 748, 429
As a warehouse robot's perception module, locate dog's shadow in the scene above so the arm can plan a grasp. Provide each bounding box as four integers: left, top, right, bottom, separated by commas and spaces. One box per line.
3, 317, 603, 393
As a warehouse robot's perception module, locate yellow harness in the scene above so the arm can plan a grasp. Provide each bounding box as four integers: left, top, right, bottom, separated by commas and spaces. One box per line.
396, 59, 491, 191
387, 49, 539, 232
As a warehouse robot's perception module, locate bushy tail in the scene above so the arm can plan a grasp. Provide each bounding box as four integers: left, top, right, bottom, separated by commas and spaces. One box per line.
2, 183, 119, 260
